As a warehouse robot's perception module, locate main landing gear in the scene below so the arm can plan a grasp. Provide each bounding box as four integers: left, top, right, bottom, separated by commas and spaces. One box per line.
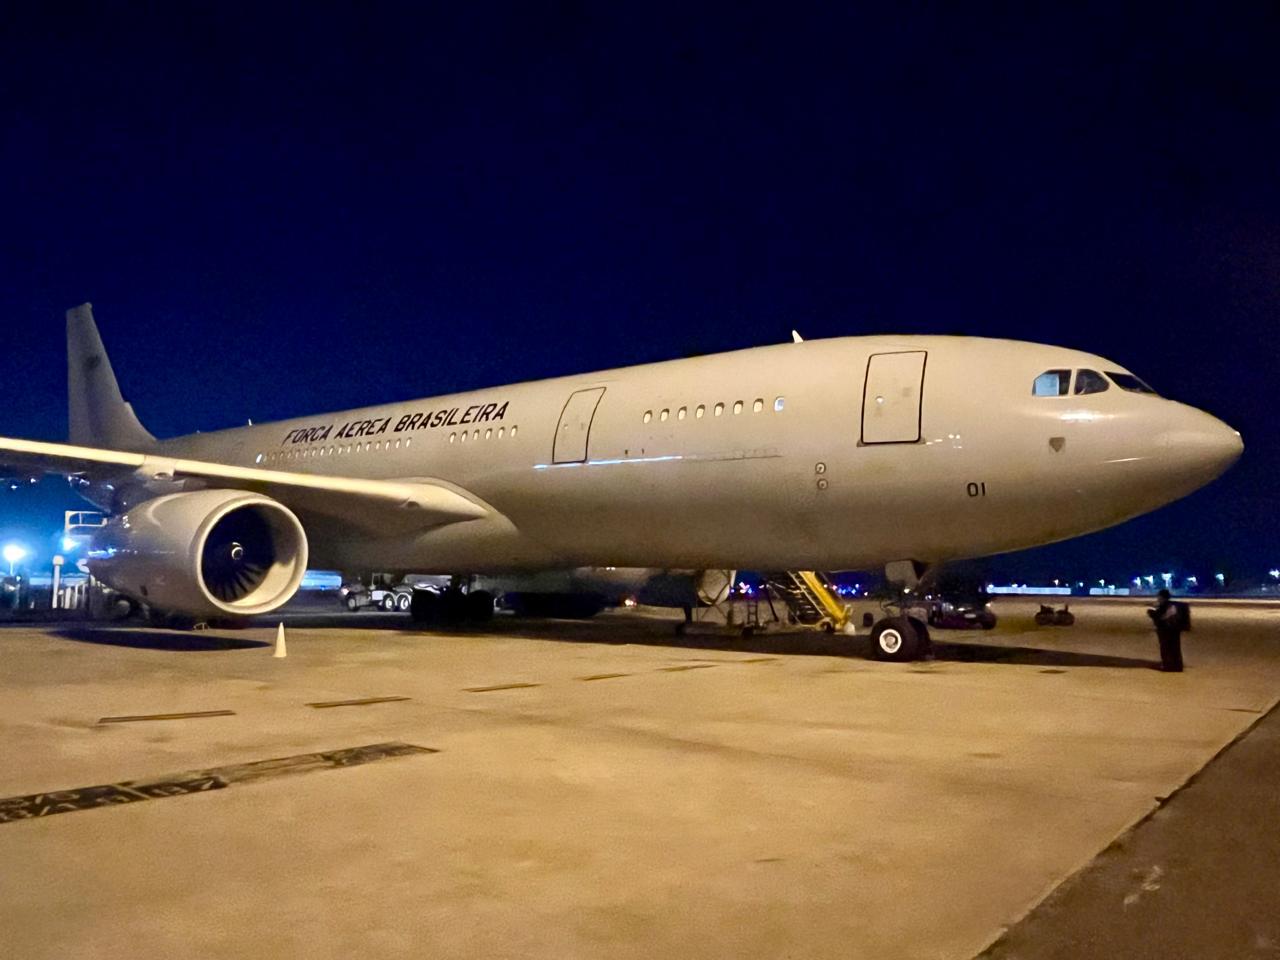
410, 586, 494, 626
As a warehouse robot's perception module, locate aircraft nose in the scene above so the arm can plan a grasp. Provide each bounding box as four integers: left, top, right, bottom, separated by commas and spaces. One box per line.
1157, 408, 1243, 480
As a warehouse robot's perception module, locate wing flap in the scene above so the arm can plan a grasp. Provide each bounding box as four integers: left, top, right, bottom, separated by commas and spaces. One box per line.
0, 435, 488, 531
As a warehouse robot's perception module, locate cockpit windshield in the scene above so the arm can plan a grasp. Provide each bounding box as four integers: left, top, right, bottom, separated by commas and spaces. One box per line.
1106, 371, 1158, 395
1032, 367, 1153, 397
1074, 369, 1109, 395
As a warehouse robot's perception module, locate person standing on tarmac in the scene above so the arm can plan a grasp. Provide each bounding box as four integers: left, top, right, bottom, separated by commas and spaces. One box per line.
1147, 589, 1189, 672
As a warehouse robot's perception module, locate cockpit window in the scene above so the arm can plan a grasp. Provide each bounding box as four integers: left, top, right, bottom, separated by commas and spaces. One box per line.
1032, 369, 1071, 397
1106, 371, 1157, 395
1074, 369, 1109, 395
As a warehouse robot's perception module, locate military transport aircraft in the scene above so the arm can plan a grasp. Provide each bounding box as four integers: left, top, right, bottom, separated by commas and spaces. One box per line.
0, 304, 1242, 661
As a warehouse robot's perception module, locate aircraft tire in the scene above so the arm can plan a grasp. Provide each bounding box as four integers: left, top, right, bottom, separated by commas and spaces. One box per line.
409, 589, 440, 623
869, 617, 920, 662
907, 616, 932, 655
466, 590, 495, 622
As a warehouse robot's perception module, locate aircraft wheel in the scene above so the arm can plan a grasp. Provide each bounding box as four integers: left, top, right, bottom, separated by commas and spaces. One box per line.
907, 616, 932, 655
409, 589, 439, 623
466, 590, 495, 623
869, 617, 920, 662
439, 589, 469, 624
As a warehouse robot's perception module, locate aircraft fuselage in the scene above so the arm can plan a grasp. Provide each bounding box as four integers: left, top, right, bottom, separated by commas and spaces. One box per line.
126, 335, 1239, 575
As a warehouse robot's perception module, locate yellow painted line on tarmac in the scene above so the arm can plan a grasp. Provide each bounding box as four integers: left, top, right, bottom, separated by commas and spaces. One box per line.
98, 710, 235, 724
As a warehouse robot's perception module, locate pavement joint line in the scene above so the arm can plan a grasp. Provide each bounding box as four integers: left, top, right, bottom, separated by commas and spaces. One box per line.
577, 673, 631, 681
306, 696, 412, 709
0, 742, 437, 824
97, 710, 236, 724
975, 691, 1280, 958
464, 682, 541, 692
738, 656, 780, 663
657, 663, 717, 672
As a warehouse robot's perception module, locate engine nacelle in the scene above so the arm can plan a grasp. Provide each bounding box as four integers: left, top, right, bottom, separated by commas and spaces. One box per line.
88, 489, 308, 617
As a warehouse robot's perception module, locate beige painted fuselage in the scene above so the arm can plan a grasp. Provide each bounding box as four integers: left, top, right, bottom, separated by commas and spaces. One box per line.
157, 335, 1242, 574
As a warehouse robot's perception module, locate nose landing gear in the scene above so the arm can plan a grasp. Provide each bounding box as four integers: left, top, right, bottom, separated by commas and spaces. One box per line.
865, 560, 934, 661
867, 615, 932, 661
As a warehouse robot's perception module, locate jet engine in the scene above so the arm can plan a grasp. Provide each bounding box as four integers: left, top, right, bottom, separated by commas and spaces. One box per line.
88, 489, 308, 617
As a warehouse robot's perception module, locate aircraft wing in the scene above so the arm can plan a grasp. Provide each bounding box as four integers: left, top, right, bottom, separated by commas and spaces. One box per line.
0, 435, 489, 532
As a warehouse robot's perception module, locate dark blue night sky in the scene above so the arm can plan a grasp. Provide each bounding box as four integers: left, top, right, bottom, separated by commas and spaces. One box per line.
1, 4, 1276, 582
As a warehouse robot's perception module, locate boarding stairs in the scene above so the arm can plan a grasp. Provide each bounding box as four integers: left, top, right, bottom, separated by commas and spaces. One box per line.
762, 571, 851, 632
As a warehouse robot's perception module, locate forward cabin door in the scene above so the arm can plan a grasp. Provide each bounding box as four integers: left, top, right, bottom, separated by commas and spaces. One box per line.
861, 351, 926, 444
553, 387, 606, 464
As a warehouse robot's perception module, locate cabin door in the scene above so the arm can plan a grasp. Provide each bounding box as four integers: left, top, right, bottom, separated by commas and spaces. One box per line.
553, 387, 606, 463
861, 351, 926, 444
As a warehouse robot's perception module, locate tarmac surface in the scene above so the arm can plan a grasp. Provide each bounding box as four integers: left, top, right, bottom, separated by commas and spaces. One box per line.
1, 597, 1277, 959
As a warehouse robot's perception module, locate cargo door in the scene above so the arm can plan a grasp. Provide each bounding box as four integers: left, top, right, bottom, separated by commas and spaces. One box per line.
553, 387, 606, 464
861, 351, 926, 444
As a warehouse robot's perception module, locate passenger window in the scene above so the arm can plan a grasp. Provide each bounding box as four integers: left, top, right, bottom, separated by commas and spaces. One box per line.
459, 433, 466, 443
774, 397, 785, 412
485, 428, 492, 439
511, 425, 518, 437
660, 409, 669, 422
1032, 370, 1071, 397
643, 411, 652, 423
752, 398, 764, 413
497, 427, 504, 438
733, 400, 743, 415
714, 402, 724, 417
678, 407, 687, 420
1074, 369, 1109, 395
696, 405, 705, 419
1106, 371, 1158, 394
255, 454, 263, 464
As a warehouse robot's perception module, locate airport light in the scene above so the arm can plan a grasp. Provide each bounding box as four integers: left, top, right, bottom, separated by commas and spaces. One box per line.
1215, 573, 1226, 586
1269, 569, 1279, 581
3, 543, 27, 575
61, 536, 79, 553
